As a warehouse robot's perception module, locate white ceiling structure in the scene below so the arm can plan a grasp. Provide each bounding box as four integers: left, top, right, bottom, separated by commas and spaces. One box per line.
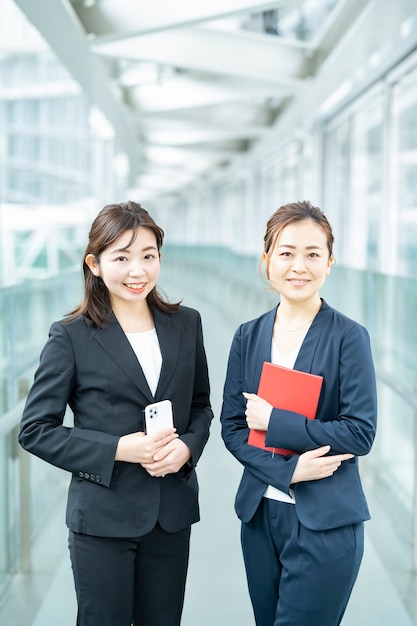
14, 0, 374, 200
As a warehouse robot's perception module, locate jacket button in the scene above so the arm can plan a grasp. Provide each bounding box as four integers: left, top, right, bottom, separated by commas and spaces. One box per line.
95, 475, 101, 483
78, 471, 84, 478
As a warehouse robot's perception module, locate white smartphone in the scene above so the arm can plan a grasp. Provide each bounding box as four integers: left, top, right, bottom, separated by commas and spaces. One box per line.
144, 400, 174, 435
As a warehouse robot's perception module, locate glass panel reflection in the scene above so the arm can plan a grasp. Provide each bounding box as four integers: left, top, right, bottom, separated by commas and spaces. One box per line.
392, 65, 417, 277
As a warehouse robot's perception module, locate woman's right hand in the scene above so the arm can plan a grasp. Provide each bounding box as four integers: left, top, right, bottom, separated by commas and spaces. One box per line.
291, 445, 354, 484
115, 428, 178, 464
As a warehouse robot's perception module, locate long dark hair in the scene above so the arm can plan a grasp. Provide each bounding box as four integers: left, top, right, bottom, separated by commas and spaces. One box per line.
66, 201, 180, 326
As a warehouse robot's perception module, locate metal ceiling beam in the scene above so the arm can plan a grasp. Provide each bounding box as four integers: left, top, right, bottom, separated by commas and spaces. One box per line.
93, 26, 311, 87
71, 0, 303, 40
311, 0, 373, 70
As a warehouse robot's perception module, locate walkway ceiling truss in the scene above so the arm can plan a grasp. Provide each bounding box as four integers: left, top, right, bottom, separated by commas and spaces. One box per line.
15, 0, 370, 200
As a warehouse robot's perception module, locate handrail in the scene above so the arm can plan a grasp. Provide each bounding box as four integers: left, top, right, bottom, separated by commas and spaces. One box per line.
375, 367, 417, 411
0, 398, 26, 438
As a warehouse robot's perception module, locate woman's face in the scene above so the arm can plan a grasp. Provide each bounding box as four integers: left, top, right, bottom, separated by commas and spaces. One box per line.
265, 219, 333, 304
85, 227, 160, 310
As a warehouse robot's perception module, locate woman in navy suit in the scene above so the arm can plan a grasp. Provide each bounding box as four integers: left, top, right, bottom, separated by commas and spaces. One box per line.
19, 201, 213, 626
221, 201, 377, 626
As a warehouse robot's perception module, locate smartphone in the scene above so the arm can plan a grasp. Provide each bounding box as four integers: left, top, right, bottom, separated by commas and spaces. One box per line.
144, 400, 174, 435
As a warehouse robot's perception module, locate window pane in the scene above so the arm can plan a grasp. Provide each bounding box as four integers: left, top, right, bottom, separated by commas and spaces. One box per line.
392, 65, 417, 276
350, 95, 384, 270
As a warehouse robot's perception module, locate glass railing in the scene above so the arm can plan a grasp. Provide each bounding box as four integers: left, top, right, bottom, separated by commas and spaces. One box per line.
319, 265, 417, 564
0, 267, 82, 594
1, 245, 417, 596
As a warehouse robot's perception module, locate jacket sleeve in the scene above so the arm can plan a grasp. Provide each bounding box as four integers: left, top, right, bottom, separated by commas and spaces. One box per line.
265, 323, 377, 456
18, 322, 119, 487
177, 312, 213, 473
221, 326, 298, 494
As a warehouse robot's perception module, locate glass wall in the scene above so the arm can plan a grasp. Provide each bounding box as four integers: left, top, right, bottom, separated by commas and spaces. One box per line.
349, 91, 385, 271
391, 62, 417, 277
320, 266, 417, 550
322, 52, 417, 281
314, 54, 417, 554
254, 141, 301, 216
0, 271, 82, 593
323, 117, 351, 263
323, 90, 386, 270
0, 0, 124, 289
0, 6, 90, 206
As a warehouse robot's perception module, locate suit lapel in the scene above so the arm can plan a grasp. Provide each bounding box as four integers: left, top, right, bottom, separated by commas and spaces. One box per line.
255, 301, 331, 377
252, 306, 277, 387
294, 299, 331, 372
152, 307, 181, 400
93, 316, 154, 404
92, 308, 182, 403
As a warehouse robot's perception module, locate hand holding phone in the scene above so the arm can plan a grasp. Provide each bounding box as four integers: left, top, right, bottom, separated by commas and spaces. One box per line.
144, 400, 174, 435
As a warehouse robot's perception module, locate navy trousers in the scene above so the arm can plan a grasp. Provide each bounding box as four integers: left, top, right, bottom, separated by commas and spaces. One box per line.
69, 523, 191, 626
241, 498, 364, 626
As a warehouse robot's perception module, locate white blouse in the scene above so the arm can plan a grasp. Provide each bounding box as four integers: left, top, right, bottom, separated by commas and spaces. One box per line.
125, 328, 162, 396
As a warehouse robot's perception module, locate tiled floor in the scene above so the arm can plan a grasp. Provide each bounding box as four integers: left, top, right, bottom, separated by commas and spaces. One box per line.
1, 292, 415, 625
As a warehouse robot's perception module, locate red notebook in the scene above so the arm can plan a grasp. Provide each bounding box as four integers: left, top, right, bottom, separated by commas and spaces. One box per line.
247, 362, 323, 455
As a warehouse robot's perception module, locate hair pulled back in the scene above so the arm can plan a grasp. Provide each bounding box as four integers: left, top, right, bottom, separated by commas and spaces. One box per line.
262, 200, 334, 277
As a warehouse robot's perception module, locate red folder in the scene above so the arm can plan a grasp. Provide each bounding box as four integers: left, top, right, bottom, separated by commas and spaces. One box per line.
247, 362, 323, 455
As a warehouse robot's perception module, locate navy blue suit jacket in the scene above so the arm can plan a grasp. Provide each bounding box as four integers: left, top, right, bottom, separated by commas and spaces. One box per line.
221, 300, 377, 531
19, 305, 213, 537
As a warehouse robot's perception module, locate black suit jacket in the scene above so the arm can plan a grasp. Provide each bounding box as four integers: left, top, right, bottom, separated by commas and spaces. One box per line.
19, 305, 213, 537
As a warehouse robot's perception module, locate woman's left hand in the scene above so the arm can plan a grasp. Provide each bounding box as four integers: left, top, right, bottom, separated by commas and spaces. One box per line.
242, 392, 273, 431
141, 438, 192, 478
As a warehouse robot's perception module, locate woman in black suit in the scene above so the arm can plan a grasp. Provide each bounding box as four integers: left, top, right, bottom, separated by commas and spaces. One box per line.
221, 201, 377, 626
19, 201, 213, 626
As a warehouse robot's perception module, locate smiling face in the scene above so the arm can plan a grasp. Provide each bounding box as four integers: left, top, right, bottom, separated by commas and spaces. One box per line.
265, 219, 333, 306
85, 227, 160, 312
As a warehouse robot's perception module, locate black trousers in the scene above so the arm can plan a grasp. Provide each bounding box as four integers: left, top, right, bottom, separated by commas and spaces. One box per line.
69, 523, 191, 626
241, 498, 364, 626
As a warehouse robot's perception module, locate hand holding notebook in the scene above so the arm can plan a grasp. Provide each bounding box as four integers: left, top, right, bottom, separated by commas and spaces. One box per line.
247, 362, 323, 455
